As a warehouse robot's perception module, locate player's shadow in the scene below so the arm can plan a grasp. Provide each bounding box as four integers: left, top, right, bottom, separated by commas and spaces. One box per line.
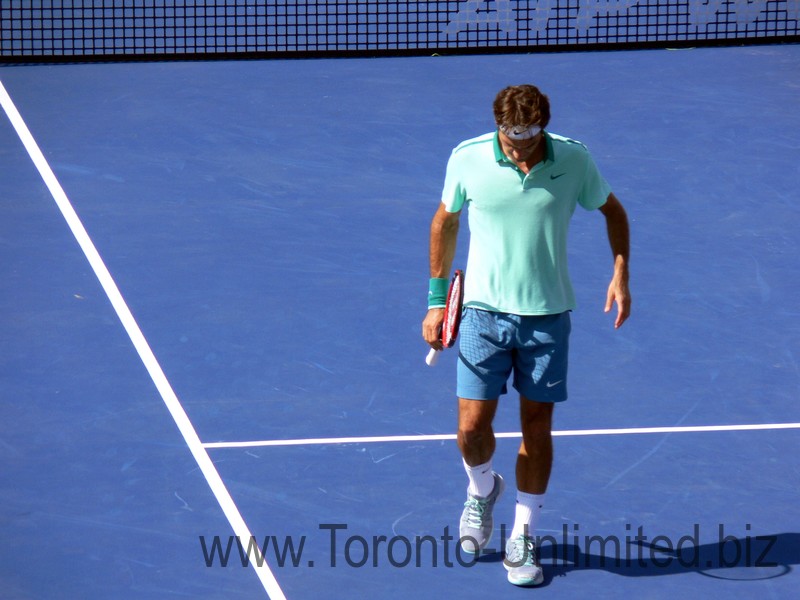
478, 531, 800, 587
539, 531, 799, 586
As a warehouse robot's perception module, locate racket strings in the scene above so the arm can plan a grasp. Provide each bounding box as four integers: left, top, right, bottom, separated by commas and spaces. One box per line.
442, 271, 463, 348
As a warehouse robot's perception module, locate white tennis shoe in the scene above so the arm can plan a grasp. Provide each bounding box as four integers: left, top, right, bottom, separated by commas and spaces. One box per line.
458, 473, 505, 554
504, 533, 544, 586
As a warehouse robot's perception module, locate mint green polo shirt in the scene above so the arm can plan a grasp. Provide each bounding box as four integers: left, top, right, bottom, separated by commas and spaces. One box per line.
441, 131, 611, 315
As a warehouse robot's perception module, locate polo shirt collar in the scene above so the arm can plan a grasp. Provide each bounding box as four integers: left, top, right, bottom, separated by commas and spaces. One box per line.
493, 130, 555, 165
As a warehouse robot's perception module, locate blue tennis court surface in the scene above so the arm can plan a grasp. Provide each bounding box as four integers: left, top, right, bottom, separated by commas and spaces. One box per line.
1, 44, 799, 599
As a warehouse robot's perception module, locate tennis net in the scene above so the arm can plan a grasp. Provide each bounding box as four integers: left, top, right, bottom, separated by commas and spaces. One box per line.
2, 1, 799, 61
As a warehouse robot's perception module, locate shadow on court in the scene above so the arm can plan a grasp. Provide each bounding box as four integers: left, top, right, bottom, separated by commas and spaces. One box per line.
477, 532, 799, 587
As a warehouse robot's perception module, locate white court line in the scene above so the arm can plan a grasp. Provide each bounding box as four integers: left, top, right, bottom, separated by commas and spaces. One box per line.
0, 81, 285, 600
202, 422, 800, 449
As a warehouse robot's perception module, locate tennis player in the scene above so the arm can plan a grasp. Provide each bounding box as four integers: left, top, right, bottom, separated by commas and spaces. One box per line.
422, 84, 631, 586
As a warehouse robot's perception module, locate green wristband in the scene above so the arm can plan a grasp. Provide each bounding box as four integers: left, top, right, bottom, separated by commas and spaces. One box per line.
428, 277, 448, 309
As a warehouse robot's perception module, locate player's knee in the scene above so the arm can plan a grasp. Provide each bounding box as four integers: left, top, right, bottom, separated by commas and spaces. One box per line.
457, 416, 494, 451
520, 399, 554, 432
458, 422, 490, 443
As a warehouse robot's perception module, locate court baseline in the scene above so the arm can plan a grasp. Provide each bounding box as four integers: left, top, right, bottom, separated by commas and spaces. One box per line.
203, 422, 800, 449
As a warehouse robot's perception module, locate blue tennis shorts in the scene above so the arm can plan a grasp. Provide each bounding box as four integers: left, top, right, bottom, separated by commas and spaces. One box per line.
457, 308, 571, 402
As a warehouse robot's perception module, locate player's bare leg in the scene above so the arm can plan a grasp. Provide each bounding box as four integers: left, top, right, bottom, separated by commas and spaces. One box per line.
504, 396, 553, 586
457, 398, 504, 553
457, 397, 498, 466
516, 398, 554, 494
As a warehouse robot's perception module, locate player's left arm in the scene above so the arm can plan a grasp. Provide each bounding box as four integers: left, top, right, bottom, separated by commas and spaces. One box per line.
599, 192, 631, 328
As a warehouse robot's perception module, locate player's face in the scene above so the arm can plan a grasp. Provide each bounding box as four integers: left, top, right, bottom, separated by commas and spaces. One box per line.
498, 130, 543, 164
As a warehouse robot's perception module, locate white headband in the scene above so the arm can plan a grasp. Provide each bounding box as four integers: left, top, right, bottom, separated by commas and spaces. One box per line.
499, 124, 542, 140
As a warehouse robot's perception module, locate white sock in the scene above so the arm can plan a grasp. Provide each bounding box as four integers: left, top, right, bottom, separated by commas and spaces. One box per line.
463, 458, 495, 498
510, 491, 545, 540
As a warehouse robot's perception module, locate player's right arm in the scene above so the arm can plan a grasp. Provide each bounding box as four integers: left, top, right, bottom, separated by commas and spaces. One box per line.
422, 203, 461, 350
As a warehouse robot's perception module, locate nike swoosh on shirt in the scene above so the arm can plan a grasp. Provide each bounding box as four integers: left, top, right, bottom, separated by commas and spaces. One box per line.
550, 173, 566, 180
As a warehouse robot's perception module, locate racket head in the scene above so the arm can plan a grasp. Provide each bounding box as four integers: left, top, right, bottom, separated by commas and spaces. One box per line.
441, 270, 464, 348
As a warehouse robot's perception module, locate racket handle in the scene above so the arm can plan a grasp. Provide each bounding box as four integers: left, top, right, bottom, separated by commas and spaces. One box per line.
426, 348, 441, 366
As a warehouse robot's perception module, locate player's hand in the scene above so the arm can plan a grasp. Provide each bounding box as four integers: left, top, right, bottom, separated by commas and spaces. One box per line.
605, 275, 631, 328
422, 308, 445, 350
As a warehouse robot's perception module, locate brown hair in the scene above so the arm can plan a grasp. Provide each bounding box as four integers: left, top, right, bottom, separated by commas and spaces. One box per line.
493, 85, 551, 130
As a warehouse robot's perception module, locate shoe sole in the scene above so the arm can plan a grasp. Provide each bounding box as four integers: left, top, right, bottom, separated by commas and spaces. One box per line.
504, 564, 544, 586
507, 574, 544, 587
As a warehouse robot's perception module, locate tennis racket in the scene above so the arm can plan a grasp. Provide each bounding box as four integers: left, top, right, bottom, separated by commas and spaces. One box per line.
426, 269, 464, 366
